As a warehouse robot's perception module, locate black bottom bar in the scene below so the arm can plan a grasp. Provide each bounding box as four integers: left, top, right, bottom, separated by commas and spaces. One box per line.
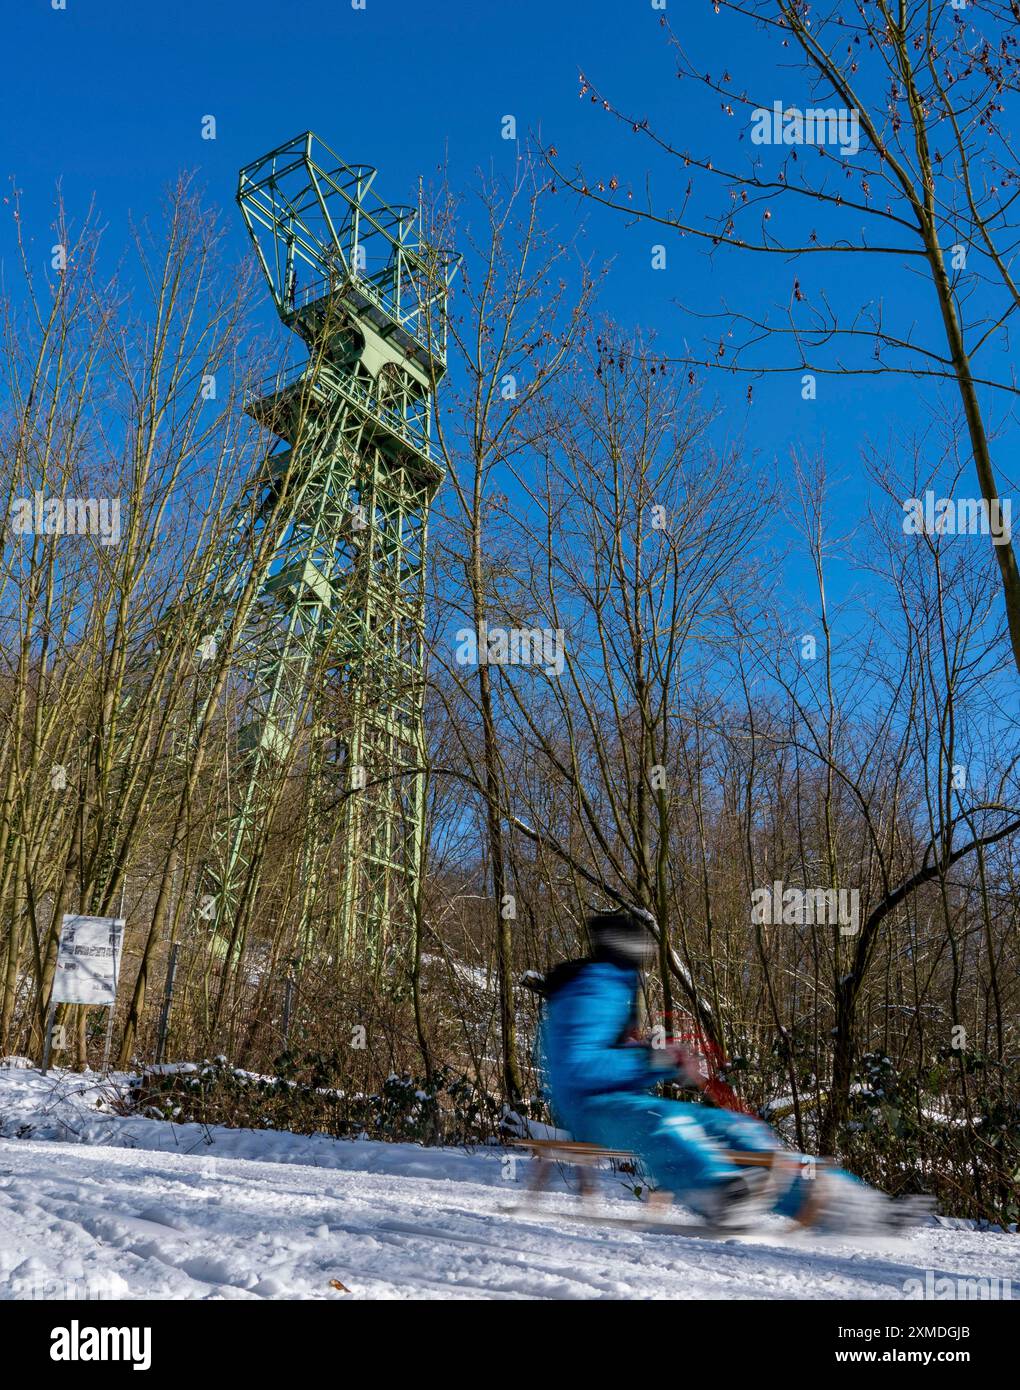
0, 1296, 1011, 1375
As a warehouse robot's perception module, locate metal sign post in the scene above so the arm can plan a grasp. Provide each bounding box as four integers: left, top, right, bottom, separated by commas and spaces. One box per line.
41, 1001, 58, 1075
155, 943, 180, 1065
282, 973, 295, 1045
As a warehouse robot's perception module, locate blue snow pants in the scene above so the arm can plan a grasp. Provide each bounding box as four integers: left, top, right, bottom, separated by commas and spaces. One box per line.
574, 1091, 812, 1218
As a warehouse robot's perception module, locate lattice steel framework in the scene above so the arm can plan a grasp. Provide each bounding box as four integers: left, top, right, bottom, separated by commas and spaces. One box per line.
201, 131, 457, 968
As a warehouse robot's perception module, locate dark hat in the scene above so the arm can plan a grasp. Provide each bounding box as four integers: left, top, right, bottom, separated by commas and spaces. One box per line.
587, 906, 657, 967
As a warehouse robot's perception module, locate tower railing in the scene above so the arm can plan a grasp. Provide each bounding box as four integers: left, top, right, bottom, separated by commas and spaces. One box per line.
247, 360, 439, 475
287, 270, 443, 366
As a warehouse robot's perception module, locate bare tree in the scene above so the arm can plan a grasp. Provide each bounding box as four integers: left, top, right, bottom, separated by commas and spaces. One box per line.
550, 0, 1020, 673
429, 152, 595, 1102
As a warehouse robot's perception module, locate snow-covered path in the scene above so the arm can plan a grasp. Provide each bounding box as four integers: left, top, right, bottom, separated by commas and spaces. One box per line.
1, 1068, 1017, 1300
5, 1137, 1020, 1301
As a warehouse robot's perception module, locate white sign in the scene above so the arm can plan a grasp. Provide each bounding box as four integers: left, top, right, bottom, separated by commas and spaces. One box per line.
52, 915, 125, 1006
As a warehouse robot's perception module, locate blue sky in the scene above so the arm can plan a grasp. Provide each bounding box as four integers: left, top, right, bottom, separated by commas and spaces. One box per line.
2, 0, 1015, 640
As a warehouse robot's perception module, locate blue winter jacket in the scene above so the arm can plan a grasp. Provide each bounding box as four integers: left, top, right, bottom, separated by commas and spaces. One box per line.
539, 959, 666, 1133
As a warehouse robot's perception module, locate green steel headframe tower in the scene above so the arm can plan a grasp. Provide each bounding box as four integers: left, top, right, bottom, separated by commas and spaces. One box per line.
202, 131, 458, 969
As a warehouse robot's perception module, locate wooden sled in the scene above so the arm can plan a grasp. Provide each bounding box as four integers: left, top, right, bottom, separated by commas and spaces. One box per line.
511, 1136, 798, 1202
511, 1138, 637, 1198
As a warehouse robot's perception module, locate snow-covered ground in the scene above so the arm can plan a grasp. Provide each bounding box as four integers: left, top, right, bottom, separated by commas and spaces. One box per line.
1, 1064, 1017, 1300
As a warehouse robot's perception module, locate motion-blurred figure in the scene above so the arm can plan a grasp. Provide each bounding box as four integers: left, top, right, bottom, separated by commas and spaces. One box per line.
538, 907, 906, 1231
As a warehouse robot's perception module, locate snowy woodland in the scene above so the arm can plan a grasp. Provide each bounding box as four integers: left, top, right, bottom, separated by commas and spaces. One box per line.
1, 0, 1019, 1241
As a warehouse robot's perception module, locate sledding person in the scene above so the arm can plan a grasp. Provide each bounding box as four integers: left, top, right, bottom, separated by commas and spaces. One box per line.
536, 906, 909, 1232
